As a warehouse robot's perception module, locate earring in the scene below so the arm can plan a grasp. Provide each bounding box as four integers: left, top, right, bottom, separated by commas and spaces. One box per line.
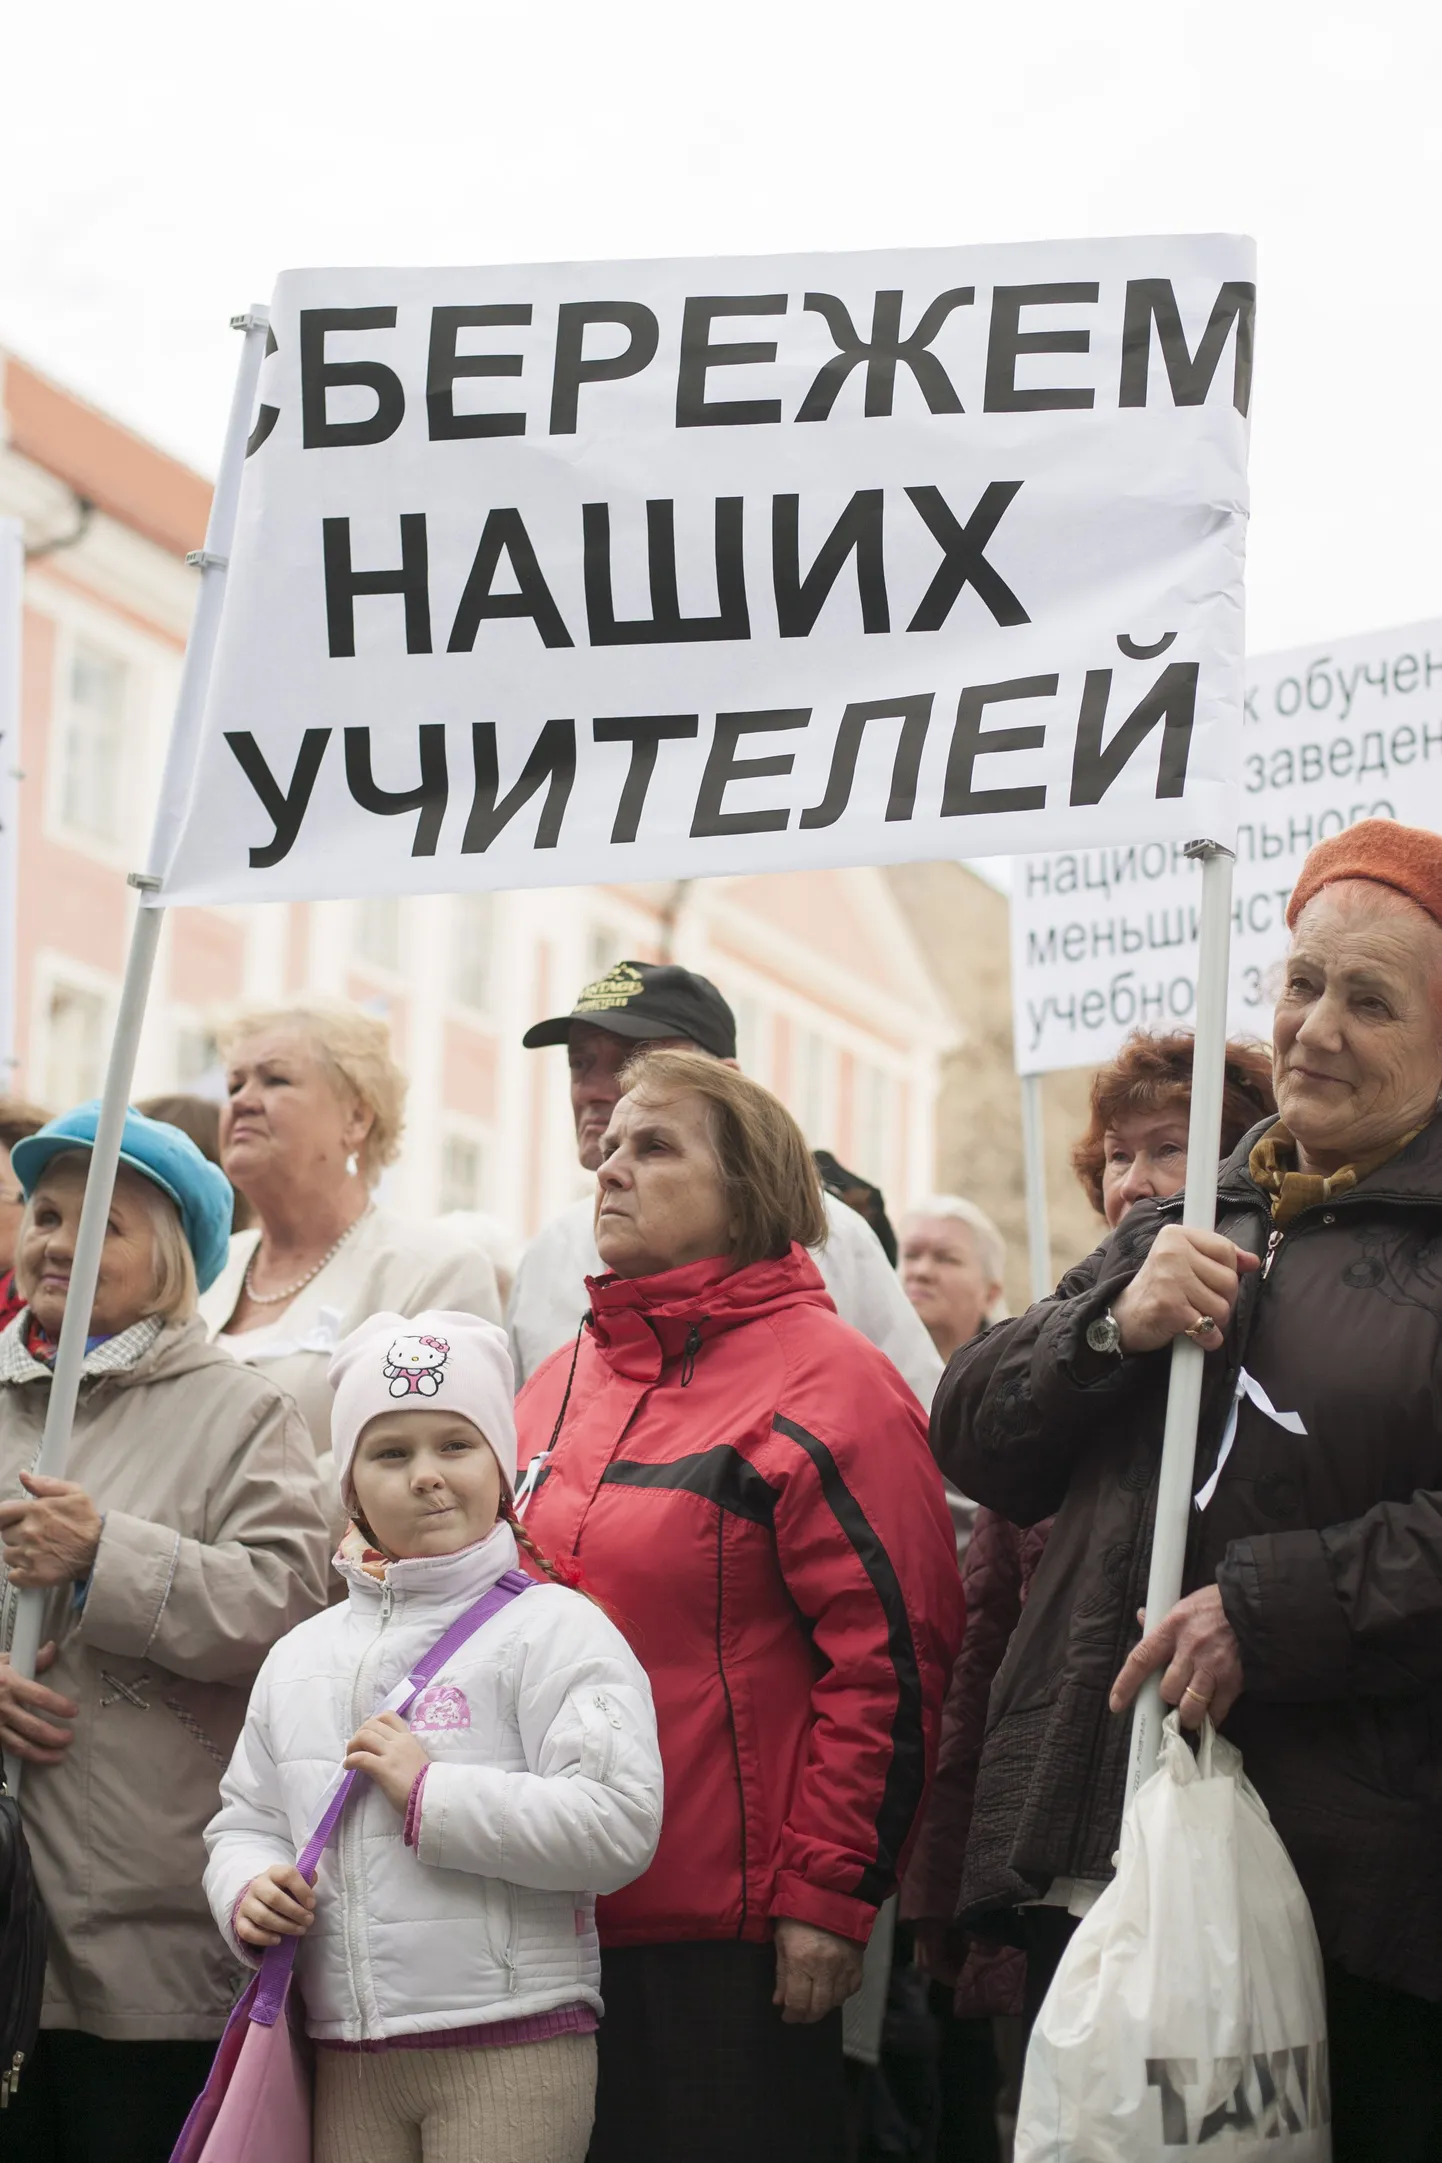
345, 1152, 359, 1179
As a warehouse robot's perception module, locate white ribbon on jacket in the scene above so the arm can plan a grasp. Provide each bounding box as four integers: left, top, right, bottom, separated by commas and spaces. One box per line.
1194, 1369, 1307, 1512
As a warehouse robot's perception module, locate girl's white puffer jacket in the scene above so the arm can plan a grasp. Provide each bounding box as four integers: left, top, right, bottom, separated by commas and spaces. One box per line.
203, 1521, 662, 2041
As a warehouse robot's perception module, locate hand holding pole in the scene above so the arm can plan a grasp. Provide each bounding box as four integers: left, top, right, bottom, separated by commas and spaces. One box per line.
1125, 839, 1236, 1799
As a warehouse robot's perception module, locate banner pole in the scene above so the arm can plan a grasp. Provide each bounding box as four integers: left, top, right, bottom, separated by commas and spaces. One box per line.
1125, 839, 1236, 1798
1020, 1071, 1051, 1304
0, 514, 22, 1072
0, 521, 21, 1076
5, 311, 270, 1747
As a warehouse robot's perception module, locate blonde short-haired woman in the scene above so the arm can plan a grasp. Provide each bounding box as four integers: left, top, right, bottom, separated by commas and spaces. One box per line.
199, 1004, 502, 1464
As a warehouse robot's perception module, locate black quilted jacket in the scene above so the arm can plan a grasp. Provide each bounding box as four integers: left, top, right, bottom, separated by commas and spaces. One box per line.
932, 1113, 1442, 2002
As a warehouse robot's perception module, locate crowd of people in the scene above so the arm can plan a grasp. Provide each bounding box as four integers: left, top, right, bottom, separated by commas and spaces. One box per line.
1, 817, 1441, 2162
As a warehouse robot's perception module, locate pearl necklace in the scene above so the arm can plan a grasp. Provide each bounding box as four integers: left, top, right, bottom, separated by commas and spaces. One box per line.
241, 1207, 372, 1307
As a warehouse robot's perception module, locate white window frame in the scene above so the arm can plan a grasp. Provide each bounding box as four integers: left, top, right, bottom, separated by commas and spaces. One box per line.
794, 1027, 838, 1150
438, 1118, 493, 1214
351, 894, 406, 977
42, 602, 154, 869
31, 950, 119, 1110
449, 892, 497, 1016
586, 920, 626, 983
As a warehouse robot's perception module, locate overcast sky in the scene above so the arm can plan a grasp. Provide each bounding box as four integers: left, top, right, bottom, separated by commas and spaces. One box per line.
2, 0, 1436, 658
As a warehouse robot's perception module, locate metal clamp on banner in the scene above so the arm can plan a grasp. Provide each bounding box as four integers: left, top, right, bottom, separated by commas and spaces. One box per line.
1183, 837, 1237, 865
185, 551, 228, 571
229, 309, 270, 333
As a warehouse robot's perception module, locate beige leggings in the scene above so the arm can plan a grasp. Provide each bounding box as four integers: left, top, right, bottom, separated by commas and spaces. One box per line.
314, 2034, 596, 2163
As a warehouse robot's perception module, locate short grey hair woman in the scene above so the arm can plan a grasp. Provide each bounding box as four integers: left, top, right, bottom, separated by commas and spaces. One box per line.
898, 1195, 1006, 1365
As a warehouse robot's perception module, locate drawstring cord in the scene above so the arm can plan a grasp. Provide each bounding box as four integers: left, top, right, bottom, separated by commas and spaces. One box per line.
547, 1320, 585, 1451
513, 1319, 586, 1519
522, 1312, 705, 1516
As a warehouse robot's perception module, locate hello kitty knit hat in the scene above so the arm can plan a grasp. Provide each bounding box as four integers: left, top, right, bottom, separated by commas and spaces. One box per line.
327, 1310, 519, 1498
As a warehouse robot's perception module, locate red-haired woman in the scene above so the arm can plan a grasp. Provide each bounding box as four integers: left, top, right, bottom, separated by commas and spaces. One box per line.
903, 1031, 1274, 2138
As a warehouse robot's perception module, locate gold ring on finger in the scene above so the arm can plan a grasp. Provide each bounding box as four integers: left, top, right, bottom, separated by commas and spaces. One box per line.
1182, 1682, 1213, 1705
1183, 1313, 1219, 1342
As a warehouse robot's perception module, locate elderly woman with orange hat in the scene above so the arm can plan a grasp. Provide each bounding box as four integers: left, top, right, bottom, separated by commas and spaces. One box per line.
931, 820, 1442, 2163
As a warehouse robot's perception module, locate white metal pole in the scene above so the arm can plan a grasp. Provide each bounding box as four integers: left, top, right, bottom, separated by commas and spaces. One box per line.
1125, 839, 1236, 1798
1020, 1070, 1052, 1304
5, 311, 270, 1736
0, 520, 22, 1077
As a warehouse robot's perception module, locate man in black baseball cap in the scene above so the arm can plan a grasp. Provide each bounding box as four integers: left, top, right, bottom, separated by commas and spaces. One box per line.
521, 962, 737, 1187
508, 961, 742, 1378
521, 961, 736, 1058
507, 959, 944, 1406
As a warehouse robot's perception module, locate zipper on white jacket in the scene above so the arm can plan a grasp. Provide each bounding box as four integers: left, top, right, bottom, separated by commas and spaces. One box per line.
503, 1883, 519, 1995
342, 1582, 396, 2036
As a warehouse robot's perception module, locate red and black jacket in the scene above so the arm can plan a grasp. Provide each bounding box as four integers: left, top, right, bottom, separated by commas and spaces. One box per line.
517, 1245, 965, 1948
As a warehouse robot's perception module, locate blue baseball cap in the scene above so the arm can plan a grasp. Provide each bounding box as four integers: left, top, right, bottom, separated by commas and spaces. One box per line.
12, 1102, 235, 1294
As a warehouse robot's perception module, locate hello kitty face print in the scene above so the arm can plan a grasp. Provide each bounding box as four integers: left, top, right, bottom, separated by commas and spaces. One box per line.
330, 1311, 519, 1494
384, 1333, 451, 1398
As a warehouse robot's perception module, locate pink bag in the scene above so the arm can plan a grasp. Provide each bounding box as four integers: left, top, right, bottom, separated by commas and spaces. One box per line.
171, 1569, 532, 2163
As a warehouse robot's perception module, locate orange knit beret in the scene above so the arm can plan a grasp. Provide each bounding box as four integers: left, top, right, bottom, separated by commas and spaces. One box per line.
1285, 818, 1442, 931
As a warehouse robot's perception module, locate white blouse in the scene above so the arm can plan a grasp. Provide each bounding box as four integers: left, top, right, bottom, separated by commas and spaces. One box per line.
200, 1207, 502, 1456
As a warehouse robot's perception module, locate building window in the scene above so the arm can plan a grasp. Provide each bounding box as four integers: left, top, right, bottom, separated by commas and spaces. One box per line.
795, 1030, 833, 1148
440, 1132, 484, 1213
354, 896, 402, 973
175, 1026, 223, 1090
451, 893, 494, 1011
61, 644, 127, 844
44, 981, 107, 1106
587, 923, 624, 981
731, 994, 764, 1079
856, 1066, 895, 1190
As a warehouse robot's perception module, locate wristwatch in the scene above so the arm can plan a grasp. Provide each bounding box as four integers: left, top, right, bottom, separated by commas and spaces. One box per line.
1085, 1308, 1124, 1358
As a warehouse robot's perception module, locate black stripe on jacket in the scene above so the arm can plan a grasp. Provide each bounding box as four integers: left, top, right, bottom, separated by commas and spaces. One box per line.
600, 1446, 779, 1526
772, 1413, 927, 1907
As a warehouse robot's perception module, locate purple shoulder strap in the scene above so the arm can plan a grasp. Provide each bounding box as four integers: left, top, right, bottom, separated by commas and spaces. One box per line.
249, 1566, 531, 2025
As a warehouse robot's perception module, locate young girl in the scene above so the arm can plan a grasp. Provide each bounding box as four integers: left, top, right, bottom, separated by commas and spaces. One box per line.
204, 1310, 663, 2163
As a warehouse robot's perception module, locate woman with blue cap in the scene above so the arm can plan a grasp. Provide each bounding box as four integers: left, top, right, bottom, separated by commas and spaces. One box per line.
0, 1102, 332, 2163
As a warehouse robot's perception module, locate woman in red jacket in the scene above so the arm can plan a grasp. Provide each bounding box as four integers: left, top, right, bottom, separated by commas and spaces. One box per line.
516, 1048, 964, 2163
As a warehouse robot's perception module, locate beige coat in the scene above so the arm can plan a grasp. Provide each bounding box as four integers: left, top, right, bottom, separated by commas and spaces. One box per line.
0, 1315, 331, 2041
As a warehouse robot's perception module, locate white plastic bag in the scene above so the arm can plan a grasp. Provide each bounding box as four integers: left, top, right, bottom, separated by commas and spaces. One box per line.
1016, 1713, 1331, 2161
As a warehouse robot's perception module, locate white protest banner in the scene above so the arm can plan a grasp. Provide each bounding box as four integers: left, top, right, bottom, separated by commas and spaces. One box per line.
154, 237, 1253, 906
1011, 616, 1442, 1075
0, 521, 20, 1070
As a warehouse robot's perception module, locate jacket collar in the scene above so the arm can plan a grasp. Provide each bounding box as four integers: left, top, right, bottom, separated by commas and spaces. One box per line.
0, 1310, 173, 1388
584, 1244, 830, 1383
333, 1517, 519, 1616
1198, 1108, 1442, 1220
